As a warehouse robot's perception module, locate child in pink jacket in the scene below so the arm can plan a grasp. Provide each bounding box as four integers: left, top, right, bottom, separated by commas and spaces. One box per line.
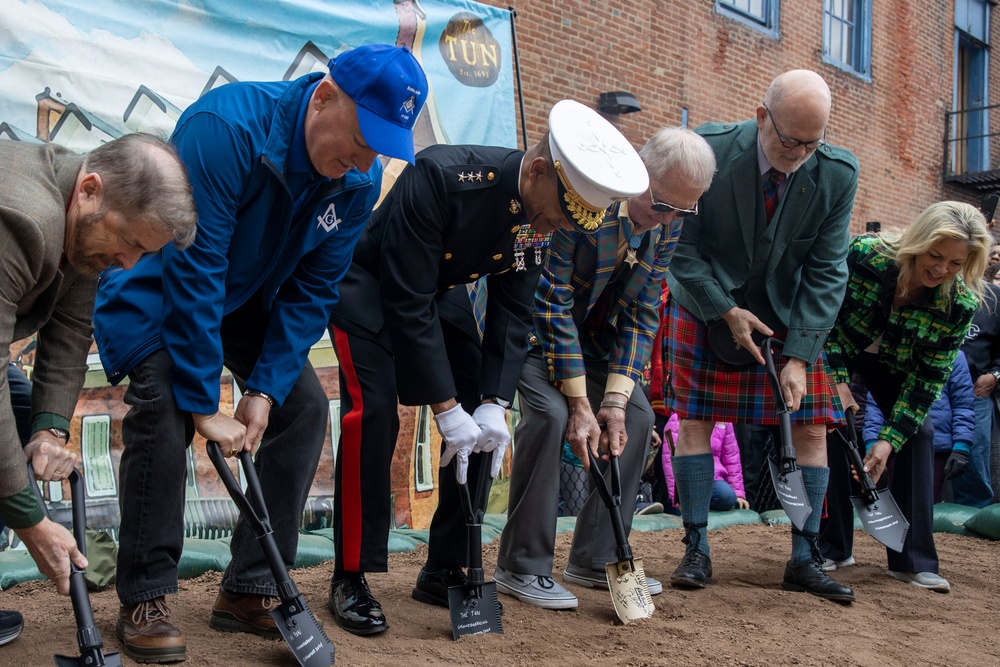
663, 413, 750, 511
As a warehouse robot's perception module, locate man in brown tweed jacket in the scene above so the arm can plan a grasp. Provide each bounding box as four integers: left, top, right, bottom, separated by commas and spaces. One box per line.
0, 133, 196, 645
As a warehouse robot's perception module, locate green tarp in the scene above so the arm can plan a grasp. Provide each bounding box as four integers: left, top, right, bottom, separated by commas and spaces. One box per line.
3, 505, 997, 589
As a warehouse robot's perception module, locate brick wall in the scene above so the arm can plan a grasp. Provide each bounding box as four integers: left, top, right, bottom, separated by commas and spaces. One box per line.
479, 0, 996, 233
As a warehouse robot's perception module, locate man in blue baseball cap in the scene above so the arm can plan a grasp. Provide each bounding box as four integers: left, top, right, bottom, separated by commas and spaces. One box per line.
330, 43, 426, 164
93, 44, 426, 663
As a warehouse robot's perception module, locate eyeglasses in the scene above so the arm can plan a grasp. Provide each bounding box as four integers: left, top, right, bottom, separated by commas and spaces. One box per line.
763, 105, 826, 150
649, 189, 698, 216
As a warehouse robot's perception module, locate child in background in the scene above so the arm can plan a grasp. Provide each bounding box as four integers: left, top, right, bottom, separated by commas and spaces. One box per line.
663, 413, 750, 511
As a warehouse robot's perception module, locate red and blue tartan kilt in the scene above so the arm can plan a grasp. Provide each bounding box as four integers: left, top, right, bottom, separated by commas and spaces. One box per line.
665, 300, 844, 426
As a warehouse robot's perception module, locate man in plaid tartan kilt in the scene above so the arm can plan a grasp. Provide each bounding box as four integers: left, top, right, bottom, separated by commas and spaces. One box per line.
665, 70, 859, 602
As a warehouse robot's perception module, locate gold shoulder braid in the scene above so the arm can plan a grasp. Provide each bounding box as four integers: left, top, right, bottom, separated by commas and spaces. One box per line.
554, 160, 605, 232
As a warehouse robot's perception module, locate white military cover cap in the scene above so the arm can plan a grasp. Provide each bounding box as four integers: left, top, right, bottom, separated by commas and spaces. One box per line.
548, 99, 649, 233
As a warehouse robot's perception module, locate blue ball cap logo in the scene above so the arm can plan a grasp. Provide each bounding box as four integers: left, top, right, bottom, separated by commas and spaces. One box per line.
329, 44, 428, 164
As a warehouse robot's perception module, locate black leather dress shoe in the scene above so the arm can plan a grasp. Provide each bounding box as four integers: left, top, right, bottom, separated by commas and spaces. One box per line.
670, 550, 713, 589
328, 574, 389, 635
782, 560, 855, 603
411, 567, 469, 607
412, 567, 505, 616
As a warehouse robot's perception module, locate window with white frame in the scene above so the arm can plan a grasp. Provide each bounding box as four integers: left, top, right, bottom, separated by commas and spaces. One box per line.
823, 0, 871, 78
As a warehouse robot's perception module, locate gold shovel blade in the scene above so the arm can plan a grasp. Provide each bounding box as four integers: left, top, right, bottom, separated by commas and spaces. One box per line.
605, 557, 654, 624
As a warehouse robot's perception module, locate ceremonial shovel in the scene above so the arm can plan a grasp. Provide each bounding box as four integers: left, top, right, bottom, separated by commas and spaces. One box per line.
447, 454, 504, 640
28, 466, 123, 667
761, 338, 812, 532
207, 442, 334, 667
586, 449, 654, 624
830, 414, 910, 552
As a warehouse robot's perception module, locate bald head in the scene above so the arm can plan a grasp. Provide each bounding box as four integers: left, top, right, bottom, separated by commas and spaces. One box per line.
757, 70, 831, 173
763, 70, 831, 120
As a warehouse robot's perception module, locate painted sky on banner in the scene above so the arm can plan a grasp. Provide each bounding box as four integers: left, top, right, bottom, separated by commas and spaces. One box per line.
0, 0, 515, 149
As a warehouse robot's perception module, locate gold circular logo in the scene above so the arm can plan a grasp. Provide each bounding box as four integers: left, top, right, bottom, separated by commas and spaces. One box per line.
439, 13, 501, 88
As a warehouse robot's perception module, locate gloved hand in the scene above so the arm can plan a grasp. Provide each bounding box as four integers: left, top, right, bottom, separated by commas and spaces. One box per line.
943, 447, 970, 480
472, 402, 510, 478
435, 404, 481, 485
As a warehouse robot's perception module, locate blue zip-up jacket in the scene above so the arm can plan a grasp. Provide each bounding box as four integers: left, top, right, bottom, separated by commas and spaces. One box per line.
863, 350, 976, 454
93, 72, 381, 413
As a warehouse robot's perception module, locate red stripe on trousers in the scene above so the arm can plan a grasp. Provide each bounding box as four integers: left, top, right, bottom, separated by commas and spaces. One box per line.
332, 326, 364, 572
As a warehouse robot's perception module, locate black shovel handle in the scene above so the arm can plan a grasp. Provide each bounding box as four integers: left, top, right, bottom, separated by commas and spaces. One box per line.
762, 338, 798, 474
205, 442, 299, 601
457, 452, 492, 588
586, 449, 632, 563
831, 412, 880, 501
28, 466, 110, 664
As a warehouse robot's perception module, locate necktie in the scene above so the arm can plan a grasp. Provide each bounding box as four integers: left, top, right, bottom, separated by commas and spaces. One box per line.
763, 167, 785, 223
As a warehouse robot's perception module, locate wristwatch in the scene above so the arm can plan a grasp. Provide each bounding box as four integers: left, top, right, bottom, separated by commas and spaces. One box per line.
47, 427, 70, 443
991, 370, 1000, 384
243, 388, 275, 408
481, 395, 512, 409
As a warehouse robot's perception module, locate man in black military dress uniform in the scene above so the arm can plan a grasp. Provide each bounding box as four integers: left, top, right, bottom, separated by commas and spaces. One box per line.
326, 100, 648, 635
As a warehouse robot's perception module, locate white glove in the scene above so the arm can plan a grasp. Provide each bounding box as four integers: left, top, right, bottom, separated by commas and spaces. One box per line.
472, 403, 510, 479
435, 404, 481, 485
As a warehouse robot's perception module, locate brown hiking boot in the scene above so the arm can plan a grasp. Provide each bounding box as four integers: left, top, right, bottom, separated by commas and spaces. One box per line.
209, 589, 282, 638
116, 597, 186, 663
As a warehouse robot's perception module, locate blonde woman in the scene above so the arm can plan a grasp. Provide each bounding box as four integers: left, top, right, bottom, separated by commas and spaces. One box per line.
823, 201, 990, 593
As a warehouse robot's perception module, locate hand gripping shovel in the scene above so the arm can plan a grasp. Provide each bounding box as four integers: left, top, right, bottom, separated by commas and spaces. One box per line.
27, 465, 123, 667
447, 453, 503, 640
586, 449, 654, 624
206, 442, 334, 667
761, 338, 812, 532
830, 415, 910, 552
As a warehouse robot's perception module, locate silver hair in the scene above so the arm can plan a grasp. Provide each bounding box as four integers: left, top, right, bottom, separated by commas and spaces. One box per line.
639, 126, 717, 192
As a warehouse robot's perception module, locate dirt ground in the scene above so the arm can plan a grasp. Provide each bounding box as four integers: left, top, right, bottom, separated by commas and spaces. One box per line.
2, 524, 998, 667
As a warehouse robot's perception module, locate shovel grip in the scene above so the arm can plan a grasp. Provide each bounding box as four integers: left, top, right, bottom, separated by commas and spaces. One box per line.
205, 442, 268, 534
586, 449, 616, 509
206, 442, 295, 596
586, 450, 631, 558
26, 465, 109, 659
832, 427, 880, 499
762, 339, 797, 465
458, 479, 484, 573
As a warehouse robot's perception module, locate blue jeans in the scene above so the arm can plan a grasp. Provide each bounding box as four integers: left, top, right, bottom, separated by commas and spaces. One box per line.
116, 301, 330, 605
709, 479, 737, 511
951, 396, 995, 508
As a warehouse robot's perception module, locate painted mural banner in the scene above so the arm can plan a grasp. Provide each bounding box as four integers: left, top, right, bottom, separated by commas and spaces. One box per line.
0, 0, 516, 546
0, 0, 515, 151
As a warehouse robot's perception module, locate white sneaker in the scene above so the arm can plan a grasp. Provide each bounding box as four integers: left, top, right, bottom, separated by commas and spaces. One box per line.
821, 556, 856, 572
493, 566, 578, 609
887, 570, 951, 593
562, 563, 663, 595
